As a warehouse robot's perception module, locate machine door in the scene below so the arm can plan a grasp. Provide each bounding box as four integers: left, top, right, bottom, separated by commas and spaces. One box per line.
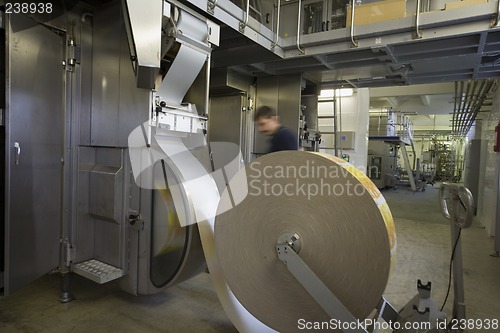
2, 14, 63, 295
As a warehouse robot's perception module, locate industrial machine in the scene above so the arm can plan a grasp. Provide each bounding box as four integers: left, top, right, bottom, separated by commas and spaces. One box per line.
369, 108, 421, 191
367, 140, 398, 189
0, 1, 474, 332
299, 105, 322, 151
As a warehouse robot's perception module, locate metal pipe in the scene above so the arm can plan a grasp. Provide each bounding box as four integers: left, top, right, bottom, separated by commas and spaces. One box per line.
451, 224, 466, 320
459, 81, 480, 135
333, 92, 338, 157
272, 0, 281, 50
452, 81, 458, 134
350, 0, 358, 47
458, 81, 477, 135
338, 90, 343, 158
461, 80, 483, 134
462, 81, 482, 134
439, 183, 473, 320
453, 81, 465, 135
244, 0, 250, 25
59, 271, 74, 303
464, 80, 493, 134
415, 0, 423, 38
296, 0, 305, 54
205, 54, 211, 118
239, 0, 251, 32
494, 165, 500, 256
455, 81, 467, 135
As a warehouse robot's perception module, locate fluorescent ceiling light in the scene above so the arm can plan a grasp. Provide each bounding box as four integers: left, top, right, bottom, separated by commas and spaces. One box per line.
319, 88, 353, 98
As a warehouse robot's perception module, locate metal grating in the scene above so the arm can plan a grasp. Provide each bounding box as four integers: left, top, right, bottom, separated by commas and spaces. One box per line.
73, 259, 124, 284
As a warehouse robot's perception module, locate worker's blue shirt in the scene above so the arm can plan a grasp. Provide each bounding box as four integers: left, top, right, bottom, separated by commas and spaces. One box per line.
270, 127, 298, 152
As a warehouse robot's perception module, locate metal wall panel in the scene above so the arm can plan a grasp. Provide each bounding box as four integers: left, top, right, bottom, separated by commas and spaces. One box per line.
209, 95, 244, 171
254, 74, 302, 154
1, 24, 6, 286
277, 74, 301, 141
301, 95, 319, 131
0, 28, 4, 111
89, 166, 123, 222
254, 76, 278, 154
79, 21, 94, 146
209, 96, 244, 146
117, 20, 150, 146
91, 2, 149, 147
75, 146, 96, 263
3, 14, 63, 294
91, 3, 121, 146
92, 148, 125, 268
76, 146, 127, 268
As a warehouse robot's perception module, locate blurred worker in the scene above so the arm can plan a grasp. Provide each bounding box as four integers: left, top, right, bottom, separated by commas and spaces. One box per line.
254, 106, 298, 152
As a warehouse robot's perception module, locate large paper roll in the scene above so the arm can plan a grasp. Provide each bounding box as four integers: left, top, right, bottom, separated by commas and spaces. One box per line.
215, 151, 396, 333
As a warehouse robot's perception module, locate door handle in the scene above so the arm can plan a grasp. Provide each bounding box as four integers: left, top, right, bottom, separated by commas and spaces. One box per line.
14, 142, 20, 165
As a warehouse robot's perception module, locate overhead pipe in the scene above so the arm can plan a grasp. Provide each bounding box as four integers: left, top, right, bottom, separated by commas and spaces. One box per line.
451, 80, 495, 136
459, 80, 483, 135
454, 81, 467, 134
296, 0, 305, 54
452, 81, 458, 134
458, 81, 477, 135
457, 81, 471, 135
458, 81, 476, 135
459, 81, 482, 135
464, 80, 494, 135
453, 81, 463, 134
452, 81, 465, 135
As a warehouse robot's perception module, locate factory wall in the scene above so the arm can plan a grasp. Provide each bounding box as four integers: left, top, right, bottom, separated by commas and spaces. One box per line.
318, 88, 370, 171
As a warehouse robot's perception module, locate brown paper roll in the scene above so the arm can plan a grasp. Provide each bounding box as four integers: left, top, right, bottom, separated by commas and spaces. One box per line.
215, 151, 396, 333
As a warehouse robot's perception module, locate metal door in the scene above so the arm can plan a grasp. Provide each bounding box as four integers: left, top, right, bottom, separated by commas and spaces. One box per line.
2, 14, 63, 295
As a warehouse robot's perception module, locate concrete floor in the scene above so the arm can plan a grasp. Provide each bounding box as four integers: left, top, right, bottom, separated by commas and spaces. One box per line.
1, 184, 499, 332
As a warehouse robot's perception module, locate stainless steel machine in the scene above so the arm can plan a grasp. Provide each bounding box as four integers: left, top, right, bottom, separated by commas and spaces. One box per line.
0, 1, 474, 332
367, 140, 398, 189
0, 0, 220, 298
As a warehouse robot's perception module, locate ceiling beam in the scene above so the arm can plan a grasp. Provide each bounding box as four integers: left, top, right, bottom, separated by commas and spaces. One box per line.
420, 95, 431, 106
370, 82, 455, 97
385, 97, 399, 107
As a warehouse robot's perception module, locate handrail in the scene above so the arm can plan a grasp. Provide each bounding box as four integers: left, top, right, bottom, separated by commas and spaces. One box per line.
296, 0, 305, 54
239, 0, 250, 32
350, 0, 358, 47
272, 0, 281, 50
415, 0, 423, 38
